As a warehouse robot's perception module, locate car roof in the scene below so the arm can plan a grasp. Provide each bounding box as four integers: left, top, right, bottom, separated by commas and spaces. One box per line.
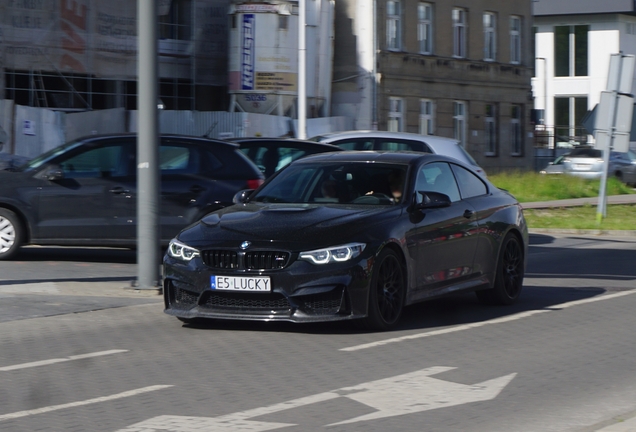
295, 150, 464, 166
73, 133, 241, 149
311, 130, 461, 146
229, 137, 342, 151
309, 130, 482, 167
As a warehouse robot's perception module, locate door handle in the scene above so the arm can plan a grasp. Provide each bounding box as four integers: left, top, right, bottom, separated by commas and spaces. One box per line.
109, 186, 130, 194
190, 185, 205, 193
463, 209, 474, 219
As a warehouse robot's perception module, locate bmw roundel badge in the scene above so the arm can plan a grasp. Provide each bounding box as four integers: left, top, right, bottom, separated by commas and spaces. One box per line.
240, 241, 251, 250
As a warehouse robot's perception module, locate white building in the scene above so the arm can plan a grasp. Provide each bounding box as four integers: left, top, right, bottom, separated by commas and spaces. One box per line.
532, 0, 636, 148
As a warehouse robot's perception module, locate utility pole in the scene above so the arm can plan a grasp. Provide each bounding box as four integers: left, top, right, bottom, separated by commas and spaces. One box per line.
297, 0, 307, 139
136, 0, 161, 290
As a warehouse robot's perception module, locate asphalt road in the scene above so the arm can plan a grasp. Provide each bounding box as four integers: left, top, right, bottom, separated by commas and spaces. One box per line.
1, 234, 635, 432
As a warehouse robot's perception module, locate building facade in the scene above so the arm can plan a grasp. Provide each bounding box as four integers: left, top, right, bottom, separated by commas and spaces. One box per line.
1, 0, 536, 173
532, 0, 636, 149
0, 0, 229, 112
331, 0, 534, 172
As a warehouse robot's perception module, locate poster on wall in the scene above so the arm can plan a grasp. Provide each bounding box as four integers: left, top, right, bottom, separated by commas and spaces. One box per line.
22, 120, 36, 136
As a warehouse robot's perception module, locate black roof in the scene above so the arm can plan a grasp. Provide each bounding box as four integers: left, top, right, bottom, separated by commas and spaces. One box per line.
72, 133, 240, 148
229, 137, 342, 150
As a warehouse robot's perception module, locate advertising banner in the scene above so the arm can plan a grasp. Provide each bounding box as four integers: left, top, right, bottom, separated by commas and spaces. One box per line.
0, 0, 228, 83
241, 14, 255, 90
92, 1, 137, 77
0, 0, 61, 71
230, 12, 297, 93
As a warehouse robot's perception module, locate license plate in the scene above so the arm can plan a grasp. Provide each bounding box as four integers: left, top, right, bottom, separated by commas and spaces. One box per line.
211, 275, 271, 292
575, 164, 591, 170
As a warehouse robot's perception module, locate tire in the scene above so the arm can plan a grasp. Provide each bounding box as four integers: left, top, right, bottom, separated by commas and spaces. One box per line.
615, 171, 624, 183
476, 233, 524, 305
0, 208, 23, 260
358, 248, 406, 331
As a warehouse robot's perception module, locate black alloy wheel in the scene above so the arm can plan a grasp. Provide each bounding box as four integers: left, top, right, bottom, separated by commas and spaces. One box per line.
0, 208, 22, 260
476, 233, 524, 305
359, 248, 405, 331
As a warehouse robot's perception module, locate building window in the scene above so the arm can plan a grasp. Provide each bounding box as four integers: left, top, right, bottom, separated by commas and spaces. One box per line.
510, 16, 521, 64
554, 96, 588, 146
388, 97, 405, 132
485, 104, 497, 155
555, 25, 588, 77
387, 1, 401, 51
279, 15, 288, 30
418, 3, 433, 54
483, 12, 496, 61
453, 101, 467, 146
452, 8, 467, 58
511, 105, 523, 155
159, 0, 192, 41
419, 99, 435, 135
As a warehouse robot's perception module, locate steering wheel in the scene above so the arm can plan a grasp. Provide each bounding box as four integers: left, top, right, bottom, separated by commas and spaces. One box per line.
352, 193, 394, 204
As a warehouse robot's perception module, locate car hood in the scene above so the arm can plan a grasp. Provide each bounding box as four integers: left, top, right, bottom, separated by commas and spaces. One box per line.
0, 169, 30, 186
178, 203, 401, 247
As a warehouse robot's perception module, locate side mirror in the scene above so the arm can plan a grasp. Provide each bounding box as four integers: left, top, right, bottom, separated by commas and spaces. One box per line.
43, 165, 65, 181
414, 191, 451, 210
233, 189, 254, 204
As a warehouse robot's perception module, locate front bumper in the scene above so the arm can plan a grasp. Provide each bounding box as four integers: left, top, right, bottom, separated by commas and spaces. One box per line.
163, 254, 373, 323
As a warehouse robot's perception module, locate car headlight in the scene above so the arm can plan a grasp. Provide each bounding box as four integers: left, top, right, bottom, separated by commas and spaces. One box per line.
299, 242, 366, 265
167, 239, 200, 261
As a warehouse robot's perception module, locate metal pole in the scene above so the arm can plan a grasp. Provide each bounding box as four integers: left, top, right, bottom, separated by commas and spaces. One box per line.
297, 0, 307, 139
137, 0, 161, 290
372, 0, 378, 130
597, 130, 611, 222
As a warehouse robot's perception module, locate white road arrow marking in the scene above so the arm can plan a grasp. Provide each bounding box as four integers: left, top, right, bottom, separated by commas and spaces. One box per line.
328, 366, 517, 425
117, 366, 516, 431
118, 415, 294, 432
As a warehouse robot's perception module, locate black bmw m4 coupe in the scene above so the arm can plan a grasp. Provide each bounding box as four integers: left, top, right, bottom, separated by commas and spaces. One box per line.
163, 151, 528, 331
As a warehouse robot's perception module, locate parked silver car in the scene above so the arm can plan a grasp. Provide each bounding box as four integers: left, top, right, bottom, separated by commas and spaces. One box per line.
539, 154, 568, 175
562, 147, 636, 182
309, 130, 487, 178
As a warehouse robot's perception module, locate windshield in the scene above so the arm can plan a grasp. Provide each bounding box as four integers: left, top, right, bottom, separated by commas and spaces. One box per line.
252, 162, 408, 205
17, 139, 84, 171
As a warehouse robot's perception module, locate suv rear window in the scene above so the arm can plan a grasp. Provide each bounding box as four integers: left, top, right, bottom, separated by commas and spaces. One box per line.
569, 148, 602, 158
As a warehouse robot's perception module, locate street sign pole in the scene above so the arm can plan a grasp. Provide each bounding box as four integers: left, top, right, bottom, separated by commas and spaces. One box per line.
594, 54, 635, 224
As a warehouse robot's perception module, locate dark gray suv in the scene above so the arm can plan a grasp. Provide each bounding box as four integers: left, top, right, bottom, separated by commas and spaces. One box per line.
0, 134, 264, 259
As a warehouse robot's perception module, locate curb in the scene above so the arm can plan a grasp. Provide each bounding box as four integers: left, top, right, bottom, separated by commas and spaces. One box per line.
529, 228, 636, 236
